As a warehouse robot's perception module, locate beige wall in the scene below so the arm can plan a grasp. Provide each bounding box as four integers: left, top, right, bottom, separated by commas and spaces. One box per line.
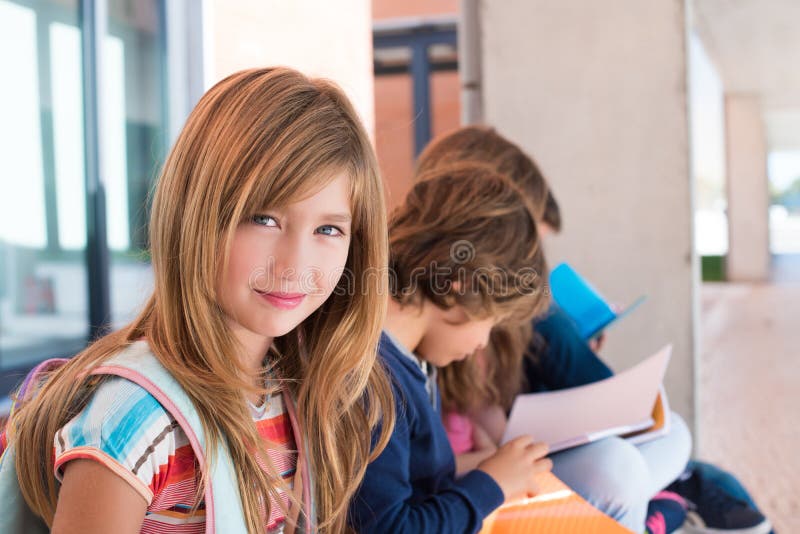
204, 0, 375, 136
726, 95, 770, 281
480, 0, 698, 429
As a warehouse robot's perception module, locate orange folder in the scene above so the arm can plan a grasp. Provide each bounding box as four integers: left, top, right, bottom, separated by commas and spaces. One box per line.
479, 472, 634, 534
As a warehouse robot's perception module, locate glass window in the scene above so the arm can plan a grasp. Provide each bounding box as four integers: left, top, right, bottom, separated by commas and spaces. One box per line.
0, 0, 171, 398
0, 0, 89, 376
105, 0, 166, 328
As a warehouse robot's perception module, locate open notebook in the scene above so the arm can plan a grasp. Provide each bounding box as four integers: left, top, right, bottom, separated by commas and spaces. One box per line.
502, 345, 672, 453
480, 471, 634, 533
549, 263, 646, 340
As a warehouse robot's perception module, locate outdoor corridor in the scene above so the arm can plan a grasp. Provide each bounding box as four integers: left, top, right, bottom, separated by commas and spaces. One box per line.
698, 256, 800, 532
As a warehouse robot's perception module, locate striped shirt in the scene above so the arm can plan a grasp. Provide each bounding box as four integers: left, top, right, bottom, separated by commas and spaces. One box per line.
53, 376, 297, 533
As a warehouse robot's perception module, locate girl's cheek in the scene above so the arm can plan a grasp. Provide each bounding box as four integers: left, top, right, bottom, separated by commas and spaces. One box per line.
328, 255, 350, 283
317, 265, 342, 296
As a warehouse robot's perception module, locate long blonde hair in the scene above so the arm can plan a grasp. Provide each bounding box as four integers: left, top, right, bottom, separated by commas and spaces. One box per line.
9, 67, 394, 533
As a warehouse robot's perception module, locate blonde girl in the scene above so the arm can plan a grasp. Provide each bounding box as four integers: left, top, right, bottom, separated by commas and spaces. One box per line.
2, 67, 394, 534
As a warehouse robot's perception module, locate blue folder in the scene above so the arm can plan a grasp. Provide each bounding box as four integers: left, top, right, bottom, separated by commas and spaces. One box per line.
549, 263, 646, 340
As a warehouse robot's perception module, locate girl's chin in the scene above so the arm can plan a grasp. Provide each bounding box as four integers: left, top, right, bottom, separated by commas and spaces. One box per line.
244, 318, 306, 340
263, 324, 303, 338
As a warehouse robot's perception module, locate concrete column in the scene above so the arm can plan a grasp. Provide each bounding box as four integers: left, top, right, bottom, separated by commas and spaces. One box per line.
725, 95, 770, 281
202, 0, 375, 137
459, 0, 483, 124
480, 0, 698, 429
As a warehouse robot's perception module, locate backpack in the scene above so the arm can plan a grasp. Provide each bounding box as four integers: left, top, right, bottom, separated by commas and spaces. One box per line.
0, 340, 315, 533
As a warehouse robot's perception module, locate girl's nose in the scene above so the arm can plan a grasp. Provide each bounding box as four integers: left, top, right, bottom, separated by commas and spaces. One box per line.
271, 233, 310, 282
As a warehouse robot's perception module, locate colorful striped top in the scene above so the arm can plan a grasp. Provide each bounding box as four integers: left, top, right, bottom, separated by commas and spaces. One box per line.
52, 376, 297, 533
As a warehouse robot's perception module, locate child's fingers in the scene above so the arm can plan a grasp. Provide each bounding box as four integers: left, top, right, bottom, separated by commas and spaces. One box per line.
531, 457, 553, 474
590, 332, 607, 352
472, 422, 496, 449
524, 441, 549, 460
505, 435, 535, 450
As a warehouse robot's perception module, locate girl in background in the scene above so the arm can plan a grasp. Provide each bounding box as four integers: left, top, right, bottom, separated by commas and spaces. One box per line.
417, 126, 692, 534
349, 163, 552, 534
419, 125, 770, 534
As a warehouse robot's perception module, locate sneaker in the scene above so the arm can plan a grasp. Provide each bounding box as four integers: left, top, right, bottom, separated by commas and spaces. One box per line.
645, 491, 688, 534
667, 470, 772, 534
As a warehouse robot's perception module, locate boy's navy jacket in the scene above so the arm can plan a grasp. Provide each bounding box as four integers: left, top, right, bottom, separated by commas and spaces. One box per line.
349, 332, 504, 534
524, 304, 613, 392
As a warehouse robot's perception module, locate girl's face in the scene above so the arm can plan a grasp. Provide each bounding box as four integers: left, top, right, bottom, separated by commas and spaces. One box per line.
416, 305, 495, 368
218, 173, 352, 353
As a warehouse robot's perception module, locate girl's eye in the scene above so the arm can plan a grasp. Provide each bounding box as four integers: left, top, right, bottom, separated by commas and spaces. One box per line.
316, 225, 344, 237
252, 214, 278, 227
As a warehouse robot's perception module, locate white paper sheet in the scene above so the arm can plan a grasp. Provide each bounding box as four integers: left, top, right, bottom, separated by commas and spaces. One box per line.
502, 345, 672, 453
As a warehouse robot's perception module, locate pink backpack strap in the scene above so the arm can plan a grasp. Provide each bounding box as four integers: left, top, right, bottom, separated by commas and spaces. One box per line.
92, 341, 246, 534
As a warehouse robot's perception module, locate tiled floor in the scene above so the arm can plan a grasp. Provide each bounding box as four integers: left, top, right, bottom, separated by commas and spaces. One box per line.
697, 276, 800, 533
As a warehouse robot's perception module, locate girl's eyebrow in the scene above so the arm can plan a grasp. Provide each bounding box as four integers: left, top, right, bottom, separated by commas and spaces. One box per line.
321, 213, 352, 223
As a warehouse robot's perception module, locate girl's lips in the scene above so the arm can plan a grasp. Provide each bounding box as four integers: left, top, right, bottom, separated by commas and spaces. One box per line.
257, 291, 306, 310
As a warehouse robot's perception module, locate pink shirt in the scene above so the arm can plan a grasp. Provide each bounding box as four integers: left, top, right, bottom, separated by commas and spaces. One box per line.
443, 411, 474, 455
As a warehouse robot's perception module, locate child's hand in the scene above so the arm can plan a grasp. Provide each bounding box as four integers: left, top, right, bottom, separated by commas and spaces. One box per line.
472, 404, 508, 444
588, 331, 606, 353
454, 418, 500, 476
472, 420, 497, 451
477, 436, 552, 501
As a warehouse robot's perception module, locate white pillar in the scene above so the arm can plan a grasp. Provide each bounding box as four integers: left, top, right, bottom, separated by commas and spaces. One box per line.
725, 95, 770, 281
202, 0, 375, 137
480, 0, 698, 429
